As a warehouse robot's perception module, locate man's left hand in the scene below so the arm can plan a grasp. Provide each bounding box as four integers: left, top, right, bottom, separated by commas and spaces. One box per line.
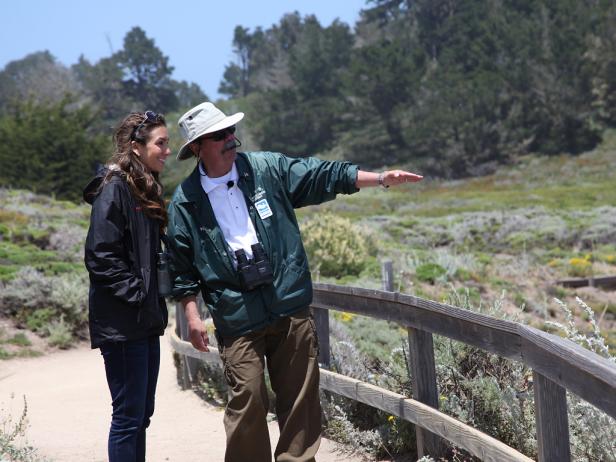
380, 170, 423, 187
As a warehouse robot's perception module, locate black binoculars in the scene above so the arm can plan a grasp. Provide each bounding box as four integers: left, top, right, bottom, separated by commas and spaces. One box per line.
157, 250, 172, 297
235, 243, 274, 291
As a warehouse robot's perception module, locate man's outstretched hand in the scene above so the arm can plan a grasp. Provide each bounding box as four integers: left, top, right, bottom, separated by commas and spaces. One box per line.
380, 170, 423, 187
356, 169, 423, 189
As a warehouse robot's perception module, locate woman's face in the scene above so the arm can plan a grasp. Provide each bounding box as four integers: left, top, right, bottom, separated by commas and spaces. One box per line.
134, 125, 171, 173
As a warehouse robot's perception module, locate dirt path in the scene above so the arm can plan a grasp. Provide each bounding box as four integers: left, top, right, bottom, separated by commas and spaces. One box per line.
0, 332, 364, 462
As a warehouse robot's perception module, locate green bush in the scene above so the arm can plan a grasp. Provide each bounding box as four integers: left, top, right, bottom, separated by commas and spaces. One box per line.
415, 263, 447, 284
301, 213, 374, 278
0, 265, 19, 281
0, 242, 57, 266
25, 309, 55, 335
6, 333, 31, 347
1, 267, 88, 340
0, 346, 12, 360
46, 318, 73, 349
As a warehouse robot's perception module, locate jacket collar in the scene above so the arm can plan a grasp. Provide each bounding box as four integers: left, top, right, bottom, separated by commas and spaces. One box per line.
199, 162, 239, 194
181, 153, 252, 203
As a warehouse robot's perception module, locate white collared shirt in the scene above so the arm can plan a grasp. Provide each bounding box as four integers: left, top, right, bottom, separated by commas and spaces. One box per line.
199, 162, 259, 260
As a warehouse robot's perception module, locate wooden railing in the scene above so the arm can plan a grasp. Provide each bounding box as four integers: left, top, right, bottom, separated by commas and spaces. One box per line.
170, 283, 616, 462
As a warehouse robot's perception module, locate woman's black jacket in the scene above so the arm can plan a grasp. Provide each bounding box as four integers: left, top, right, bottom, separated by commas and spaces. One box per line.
83, 169, 168, 348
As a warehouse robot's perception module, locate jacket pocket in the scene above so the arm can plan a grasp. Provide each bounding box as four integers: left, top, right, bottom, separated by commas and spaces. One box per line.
210, 289, 260, 334
273, 258, 312, 313
140, 267, 151, 296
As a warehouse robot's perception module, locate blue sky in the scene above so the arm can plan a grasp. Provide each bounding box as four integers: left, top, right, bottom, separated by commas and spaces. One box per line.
1, 0, 368, 100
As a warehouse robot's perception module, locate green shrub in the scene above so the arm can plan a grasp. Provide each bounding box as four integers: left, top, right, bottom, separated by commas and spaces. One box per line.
25, 309, 55, 335
0, 265, 19, 281
46, 318, 73, 349
1, 268, 88, 338
11, 228, 51, 248
0, 242, 56, 265
415, 263, 446, 283
453, 267, 473, 281
6, 333, 31, 347
16, 349, 42, 358
301, 213, 374, 278
0, 346, 12, 360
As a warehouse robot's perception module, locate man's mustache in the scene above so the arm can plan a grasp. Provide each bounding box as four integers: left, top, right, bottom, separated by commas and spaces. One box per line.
223, 138, 241, 153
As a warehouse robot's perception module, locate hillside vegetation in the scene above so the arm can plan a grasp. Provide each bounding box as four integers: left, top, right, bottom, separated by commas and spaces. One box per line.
1, 135, 615, 460
295, 133, 616, 460
0, 130, 614, 354
301, 130, 616, 349
2, 1, 616, 202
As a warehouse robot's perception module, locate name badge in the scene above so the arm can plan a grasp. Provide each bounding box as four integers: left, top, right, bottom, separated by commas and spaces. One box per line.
255, 198, 273, 219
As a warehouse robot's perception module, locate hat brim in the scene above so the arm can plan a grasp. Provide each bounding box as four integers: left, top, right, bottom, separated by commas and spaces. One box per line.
176, 112, 245, 160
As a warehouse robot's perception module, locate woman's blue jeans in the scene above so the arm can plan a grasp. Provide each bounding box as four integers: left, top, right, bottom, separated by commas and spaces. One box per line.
100, 336, 160, 462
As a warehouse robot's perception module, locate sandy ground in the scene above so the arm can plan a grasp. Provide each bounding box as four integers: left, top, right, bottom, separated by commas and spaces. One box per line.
0, 332, 364, 462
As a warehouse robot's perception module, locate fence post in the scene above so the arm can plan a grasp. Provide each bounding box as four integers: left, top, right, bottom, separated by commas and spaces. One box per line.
533, 371, 571, 462
313, 307, 330, 368
381, 260, 394, 292
407, 328, 447, 458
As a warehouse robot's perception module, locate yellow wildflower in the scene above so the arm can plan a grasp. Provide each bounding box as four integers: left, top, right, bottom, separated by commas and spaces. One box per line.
340, 312, 355, 323
568, 258, 592, 277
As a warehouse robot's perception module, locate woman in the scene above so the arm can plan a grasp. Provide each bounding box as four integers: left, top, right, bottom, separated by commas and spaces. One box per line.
83, 111, 170, 462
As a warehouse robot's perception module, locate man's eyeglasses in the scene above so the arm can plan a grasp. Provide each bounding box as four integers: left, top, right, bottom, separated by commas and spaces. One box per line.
203, 125, 236, 142
131, 111, 160, 141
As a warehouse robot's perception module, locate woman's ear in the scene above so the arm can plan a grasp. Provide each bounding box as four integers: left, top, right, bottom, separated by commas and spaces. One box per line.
131, 140, 141, 157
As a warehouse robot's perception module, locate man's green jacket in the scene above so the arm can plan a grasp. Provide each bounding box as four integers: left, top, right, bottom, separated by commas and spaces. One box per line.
166, 151, 359, 338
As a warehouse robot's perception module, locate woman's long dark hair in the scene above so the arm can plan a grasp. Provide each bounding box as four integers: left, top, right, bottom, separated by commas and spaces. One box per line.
104, 112, 168, 227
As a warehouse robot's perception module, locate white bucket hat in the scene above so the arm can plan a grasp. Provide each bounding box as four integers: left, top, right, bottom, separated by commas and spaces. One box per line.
176, 102, 244, 160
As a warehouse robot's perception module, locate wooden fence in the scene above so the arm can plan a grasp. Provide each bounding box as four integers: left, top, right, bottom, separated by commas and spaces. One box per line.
170, 280, 616, 462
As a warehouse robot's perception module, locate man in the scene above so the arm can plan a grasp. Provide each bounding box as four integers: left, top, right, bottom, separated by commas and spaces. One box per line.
167, 101, 422, 462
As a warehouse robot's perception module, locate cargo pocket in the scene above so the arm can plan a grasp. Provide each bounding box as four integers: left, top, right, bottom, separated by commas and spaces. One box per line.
307, 315, 320, 359
219, 344, 238, 389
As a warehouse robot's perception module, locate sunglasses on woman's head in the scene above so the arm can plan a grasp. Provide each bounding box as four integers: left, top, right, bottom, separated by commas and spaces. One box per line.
130, 111, 161, 141
203, 125, 236, 142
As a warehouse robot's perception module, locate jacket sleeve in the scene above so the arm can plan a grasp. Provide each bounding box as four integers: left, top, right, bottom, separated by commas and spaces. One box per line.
84, 181, 146, 307
274, 154, 360, 208
167, 201, 201, 300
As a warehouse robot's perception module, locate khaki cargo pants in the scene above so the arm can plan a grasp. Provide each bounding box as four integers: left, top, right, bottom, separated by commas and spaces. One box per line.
218, 307, 321, 462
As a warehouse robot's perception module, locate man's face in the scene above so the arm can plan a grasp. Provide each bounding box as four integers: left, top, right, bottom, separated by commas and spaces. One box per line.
193, 126, 238, 177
